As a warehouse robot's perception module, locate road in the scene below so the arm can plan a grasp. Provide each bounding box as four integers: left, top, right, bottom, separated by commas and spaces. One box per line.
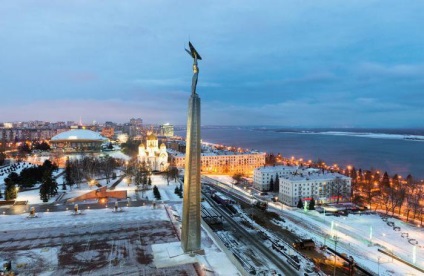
204, 194, 301, 275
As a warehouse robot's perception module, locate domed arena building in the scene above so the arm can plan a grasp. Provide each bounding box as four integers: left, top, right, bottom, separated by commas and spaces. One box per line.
50, 129, 108, 154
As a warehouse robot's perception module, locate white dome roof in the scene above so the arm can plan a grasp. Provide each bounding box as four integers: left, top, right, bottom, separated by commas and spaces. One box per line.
51, 129, 106, 141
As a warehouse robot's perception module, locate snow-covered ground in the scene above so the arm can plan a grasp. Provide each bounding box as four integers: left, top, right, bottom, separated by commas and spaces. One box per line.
4, 170, 181, 205
206, 175, 424, 276
1, 173, 240, 275
7, 171, 424, 275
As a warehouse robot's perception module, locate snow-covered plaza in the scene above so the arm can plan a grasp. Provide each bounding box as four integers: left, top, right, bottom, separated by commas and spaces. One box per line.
0, 168, 239, 276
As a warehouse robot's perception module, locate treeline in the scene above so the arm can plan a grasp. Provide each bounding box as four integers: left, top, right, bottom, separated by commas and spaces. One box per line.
266, 153, 424, 222
1, 160, 58, 201
349, 168, 423, 222
64, 155, 118, 189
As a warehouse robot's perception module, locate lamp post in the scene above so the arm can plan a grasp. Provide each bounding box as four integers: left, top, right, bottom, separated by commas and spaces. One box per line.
324, 234, 329, 248
248, 189, 254, 220
333, 236, 339, 276
377, 256, 381, 276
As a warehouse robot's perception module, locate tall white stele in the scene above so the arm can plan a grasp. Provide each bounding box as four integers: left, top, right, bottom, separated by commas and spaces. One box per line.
181, 42, 202, 253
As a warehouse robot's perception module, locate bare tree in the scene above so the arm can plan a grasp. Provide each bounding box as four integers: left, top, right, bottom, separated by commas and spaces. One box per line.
329, 177, 349, 204
162, 166, 179, 185
100, 156, 117, 184
381, 175, 406, 216
406, 181, 423, 221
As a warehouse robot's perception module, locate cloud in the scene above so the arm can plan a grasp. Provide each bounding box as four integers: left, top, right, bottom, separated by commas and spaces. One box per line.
0, 98, 188, 125
1, 1, 424, 127
357, 63, 424, 79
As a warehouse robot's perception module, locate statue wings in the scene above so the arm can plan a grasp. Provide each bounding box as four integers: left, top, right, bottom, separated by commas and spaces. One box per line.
185, 41, 202, 60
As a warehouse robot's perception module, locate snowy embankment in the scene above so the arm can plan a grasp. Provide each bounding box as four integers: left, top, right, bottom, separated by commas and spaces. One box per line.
296, 130, 424, 142
207, 174, 424, 275
270, 204, 424, 275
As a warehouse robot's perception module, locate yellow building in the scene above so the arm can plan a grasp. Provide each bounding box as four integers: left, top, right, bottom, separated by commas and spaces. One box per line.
170, 150, 265, 176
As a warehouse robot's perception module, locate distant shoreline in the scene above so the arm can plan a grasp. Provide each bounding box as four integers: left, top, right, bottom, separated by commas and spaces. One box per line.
175, 127, 424, 179
272, 130, 424, 142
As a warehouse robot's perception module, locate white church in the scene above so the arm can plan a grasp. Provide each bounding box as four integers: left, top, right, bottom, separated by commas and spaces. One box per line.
138, 131, 169, 171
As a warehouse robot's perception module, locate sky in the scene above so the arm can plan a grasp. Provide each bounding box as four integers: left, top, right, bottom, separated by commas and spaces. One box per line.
0, 1, 423, 127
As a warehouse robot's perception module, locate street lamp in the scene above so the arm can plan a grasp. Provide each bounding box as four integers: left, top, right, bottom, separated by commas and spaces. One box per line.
333, 236, 339, 276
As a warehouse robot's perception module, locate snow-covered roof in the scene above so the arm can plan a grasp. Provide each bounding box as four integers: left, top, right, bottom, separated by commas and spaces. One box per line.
51, 129, 106, 141
282, 172, 351, 182
255, 165, 298, 173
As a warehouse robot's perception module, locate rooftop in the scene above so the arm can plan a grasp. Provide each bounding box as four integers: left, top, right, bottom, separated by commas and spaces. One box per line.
255, 165, 299, 173
51, 129, 106, 141
282, 172, 351, 182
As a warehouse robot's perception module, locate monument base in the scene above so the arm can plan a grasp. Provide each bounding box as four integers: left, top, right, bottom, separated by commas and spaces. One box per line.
152, 242, 201, 269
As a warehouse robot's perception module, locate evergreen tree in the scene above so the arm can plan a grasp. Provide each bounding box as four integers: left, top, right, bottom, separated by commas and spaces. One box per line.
39, 183, 49, 202
382, 172, 390, 187
0, 151, 6, 166
4, 175, 18, 200
269, 178, 274, 192
153, 185, 161, 200
0, 188, 2, 198
174, 186, 180, 194
274, 174, 280, 193
40, 169, 57, 201
65, 157, 73, 189
42, 159, 58, 172
297, 198, 304, 209
392, 174, 400, 186
309, 197, 315, 210
406, 174, 414, 186
148, 177, 152, 186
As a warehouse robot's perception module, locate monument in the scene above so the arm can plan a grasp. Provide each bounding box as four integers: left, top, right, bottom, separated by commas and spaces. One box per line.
181, 42, 202, 253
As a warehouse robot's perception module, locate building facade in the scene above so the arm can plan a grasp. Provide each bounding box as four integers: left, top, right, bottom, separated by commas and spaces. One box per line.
253, 165, 299, 191
278, 172, 352, 207
159, 123, 174, 137
170, 149, 265, 176
138, 132, 168, 171
50, 129, 107, 153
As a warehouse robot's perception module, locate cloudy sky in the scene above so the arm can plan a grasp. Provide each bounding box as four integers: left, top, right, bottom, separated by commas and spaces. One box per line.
0, 1, 423, 127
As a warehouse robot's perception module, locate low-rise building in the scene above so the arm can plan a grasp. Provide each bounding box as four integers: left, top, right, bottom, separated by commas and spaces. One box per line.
253, 165, 299, 191
169, 147, 265, 176
279, 171, 351, 207
159, 123, 174, 137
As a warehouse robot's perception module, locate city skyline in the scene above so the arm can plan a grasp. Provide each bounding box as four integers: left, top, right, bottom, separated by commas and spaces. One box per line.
1, 1, 423, 127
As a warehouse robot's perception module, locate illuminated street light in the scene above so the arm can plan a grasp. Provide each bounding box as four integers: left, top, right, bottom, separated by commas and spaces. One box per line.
333, 236, 339, 276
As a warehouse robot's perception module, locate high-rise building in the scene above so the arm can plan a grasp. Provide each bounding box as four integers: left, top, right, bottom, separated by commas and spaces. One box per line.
159, 123, 174, 137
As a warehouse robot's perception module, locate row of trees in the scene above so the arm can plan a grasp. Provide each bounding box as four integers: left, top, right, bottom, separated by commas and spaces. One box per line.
64, 155, 118, 189
297, 197, 316, 210
126, 159, 151, 191
1, 160, 58, 201
17, 141, 50, 156
352, 169, 424, 222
